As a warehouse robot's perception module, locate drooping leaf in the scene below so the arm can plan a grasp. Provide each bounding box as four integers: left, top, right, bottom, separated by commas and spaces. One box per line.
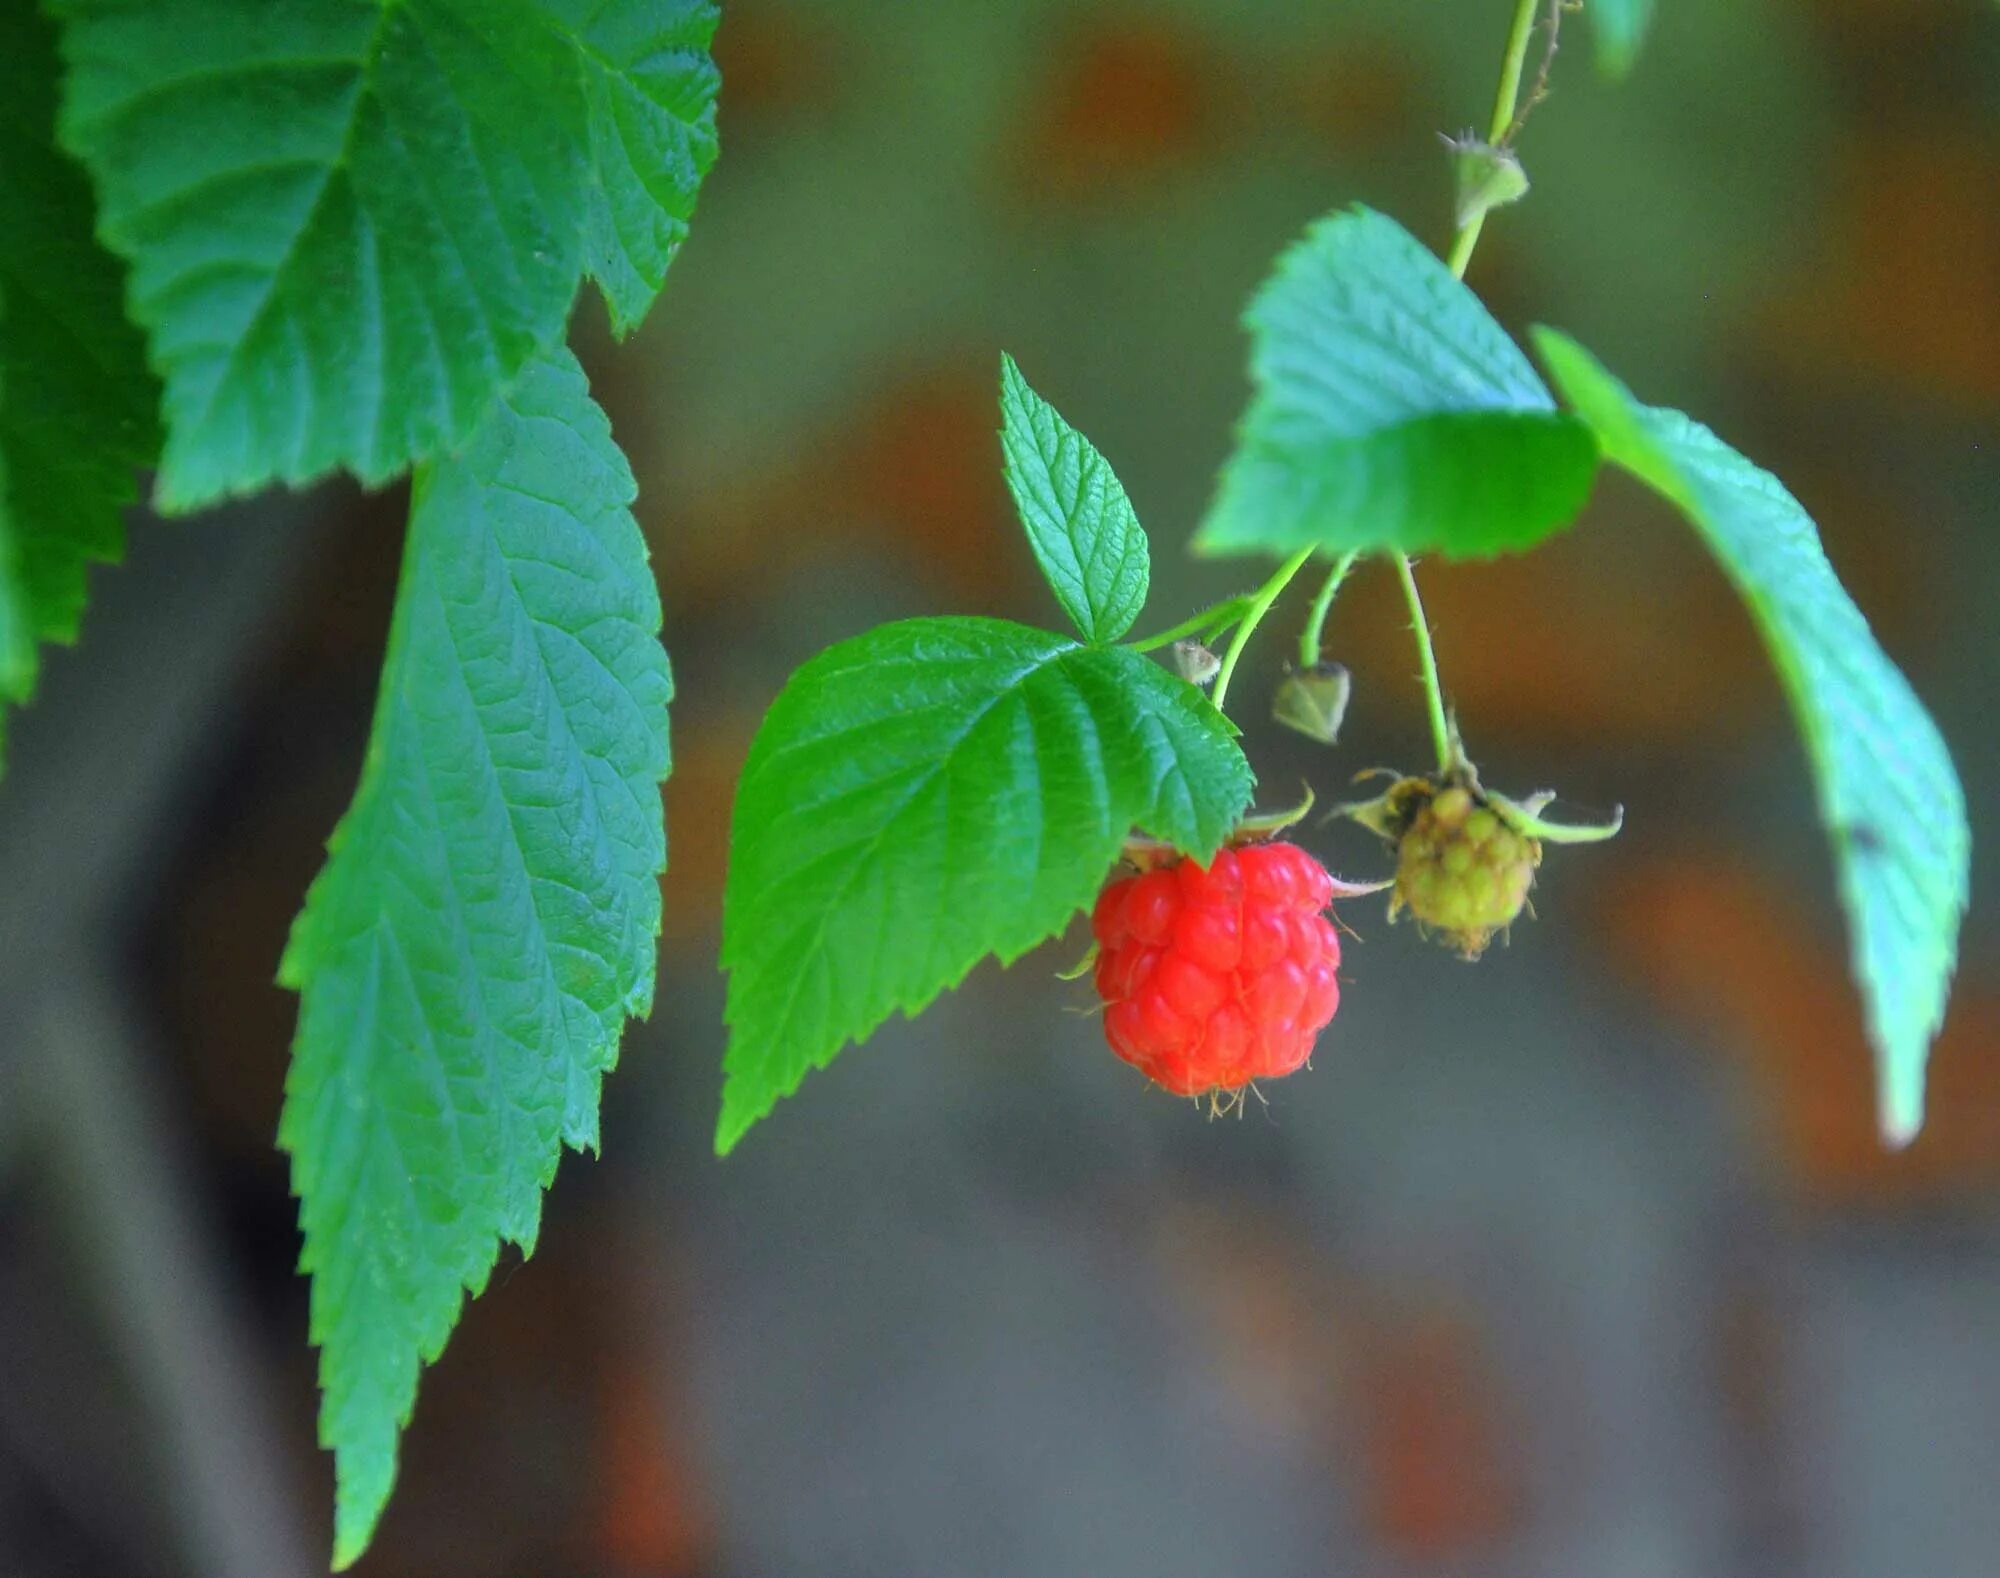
0, 0, 160, 757
1535, 327, 1969, 1145
51, 0, 718, 509
718, 617, 1253, 1153
998, 352, 1150, 644
1590, 0, 1655, 79
1195, 205, 1598, 560
277, 348, 671, 1567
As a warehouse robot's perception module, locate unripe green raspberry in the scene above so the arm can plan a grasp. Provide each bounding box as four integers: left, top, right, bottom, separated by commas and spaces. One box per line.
1391, 783, 1540, 958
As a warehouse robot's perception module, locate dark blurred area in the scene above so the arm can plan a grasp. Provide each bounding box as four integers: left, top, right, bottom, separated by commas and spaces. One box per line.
3, 1, 1998, 1574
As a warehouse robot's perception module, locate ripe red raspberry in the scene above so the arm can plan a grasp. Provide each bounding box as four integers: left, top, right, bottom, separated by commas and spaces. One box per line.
1090, 842, 1342, 1104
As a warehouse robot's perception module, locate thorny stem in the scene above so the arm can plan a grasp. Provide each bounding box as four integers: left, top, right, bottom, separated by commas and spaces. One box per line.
1210, 546, 1314, 714
1297, 549, 1360, 670
1422, 0, 1558, 756
1445, 0, 1543, 280
1125, 594, 1251, 653
1190, 0, 1557, 729
1393, 553, 1453, 775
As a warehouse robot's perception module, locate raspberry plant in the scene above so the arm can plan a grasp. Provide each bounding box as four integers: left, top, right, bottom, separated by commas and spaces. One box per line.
719, 1, 1968, 1167
0, 0, 718, 1563
0, 0, 1970, 1569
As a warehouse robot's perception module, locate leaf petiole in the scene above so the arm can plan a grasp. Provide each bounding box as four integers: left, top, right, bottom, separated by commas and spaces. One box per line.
1210, 546, 1315, 713
1124, 594, 1253, 653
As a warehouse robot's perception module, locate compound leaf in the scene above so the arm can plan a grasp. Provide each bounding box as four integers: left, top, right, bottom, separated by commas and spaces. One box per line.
1536, 327, 1969, 1145
999, 352, 1150, 644
52, 0, 717, 508
277, 347, 670, 1566
0, 0, 159, 758
718, 617, 1253, 1153
1196, 205, 1597, 560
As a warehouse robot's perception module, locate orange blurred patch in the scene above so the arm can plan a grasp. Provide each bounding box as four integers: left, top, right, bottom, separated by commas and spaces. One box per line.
709, 4, 846, 128
1007, 17, 1223, 202
1151, 1199, 1339, 1444
594, 1359, 715, 1576
662, 713, 757, 951
838, 361, 1017, 599
665, 356, 1025, 615
1348, 1302, 1521, 1559
1283, 34, 1427, 155
1779, 455, 1931, 654
1758, 126, 2000, 410
1786, 0, 1958, 46
1590, 854, 2000, 1205
1325, 453, 1939, 756
1151, 1201, 1520, 1559
1329, 519, 1770, 750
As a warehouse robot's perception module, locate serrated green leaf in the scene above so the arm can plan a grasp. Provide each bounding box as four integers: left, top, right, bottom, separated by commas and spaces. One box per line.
0, 0, 160, 761
1590, 0, 1655, 79
277, 347, 670, 1567
52, 0, 717, 509
998, 352, 1150, 644
717, 617, 1253, 1153
1195, 204, 1598, 560
558, 0, 721, 338
1535, 327, 1969, 1145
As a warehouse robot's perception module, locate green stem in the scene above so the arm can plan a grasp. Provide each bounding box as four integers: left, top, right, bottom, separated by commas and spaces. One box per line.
1392, 553, 1453, 774
1297, 549, 1360, 670
1125, 594, 1251, 653
1446, 0, 1542, 281
1210, 546, 1314, 714
1487, 0, 1540, 143
1445, 219, 1483, 282
1429, 0, 1545, 757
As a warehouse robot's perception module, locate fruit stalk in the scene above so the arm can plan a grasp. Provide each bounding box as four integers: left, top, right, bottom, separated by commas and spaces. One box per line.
1392, 553, 1454, 775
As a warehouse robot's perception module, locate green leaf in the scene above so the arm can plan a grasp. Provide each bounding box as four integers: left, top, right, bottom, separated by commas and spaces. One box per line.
998, 352, 1150, 644
560, 0, 721, 338
1535, 327, 1969, 1145
1590, 0, 1655, 79
717, 617, 1253, 1153
0, 0, 160, 760
1195, 205, 1598, 560
277, 347, 670, 1567
52, 0, 718, 509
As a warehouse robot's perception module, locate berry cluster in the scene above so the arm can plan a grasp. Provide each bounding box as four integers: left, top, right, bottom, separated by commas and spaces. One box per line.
1091, 842, 1342, 1102
1390, 782, 1539, 959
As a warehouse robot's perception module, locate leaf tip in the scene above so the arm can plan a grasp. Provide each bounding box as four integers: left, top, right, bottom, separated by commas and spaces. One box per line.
330, 1497, 379, 1572
1879, 1082, 1924, 1151
1183, 522, 1230, 559
713, 1110, 749, 1158
997, 349, 1029, 406
713, 1076, 765, 1157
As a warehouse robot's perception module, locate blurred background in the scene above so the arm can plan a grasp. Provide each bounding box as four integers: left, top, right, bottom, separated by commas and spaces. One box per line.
2, 0, 1997, 1573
